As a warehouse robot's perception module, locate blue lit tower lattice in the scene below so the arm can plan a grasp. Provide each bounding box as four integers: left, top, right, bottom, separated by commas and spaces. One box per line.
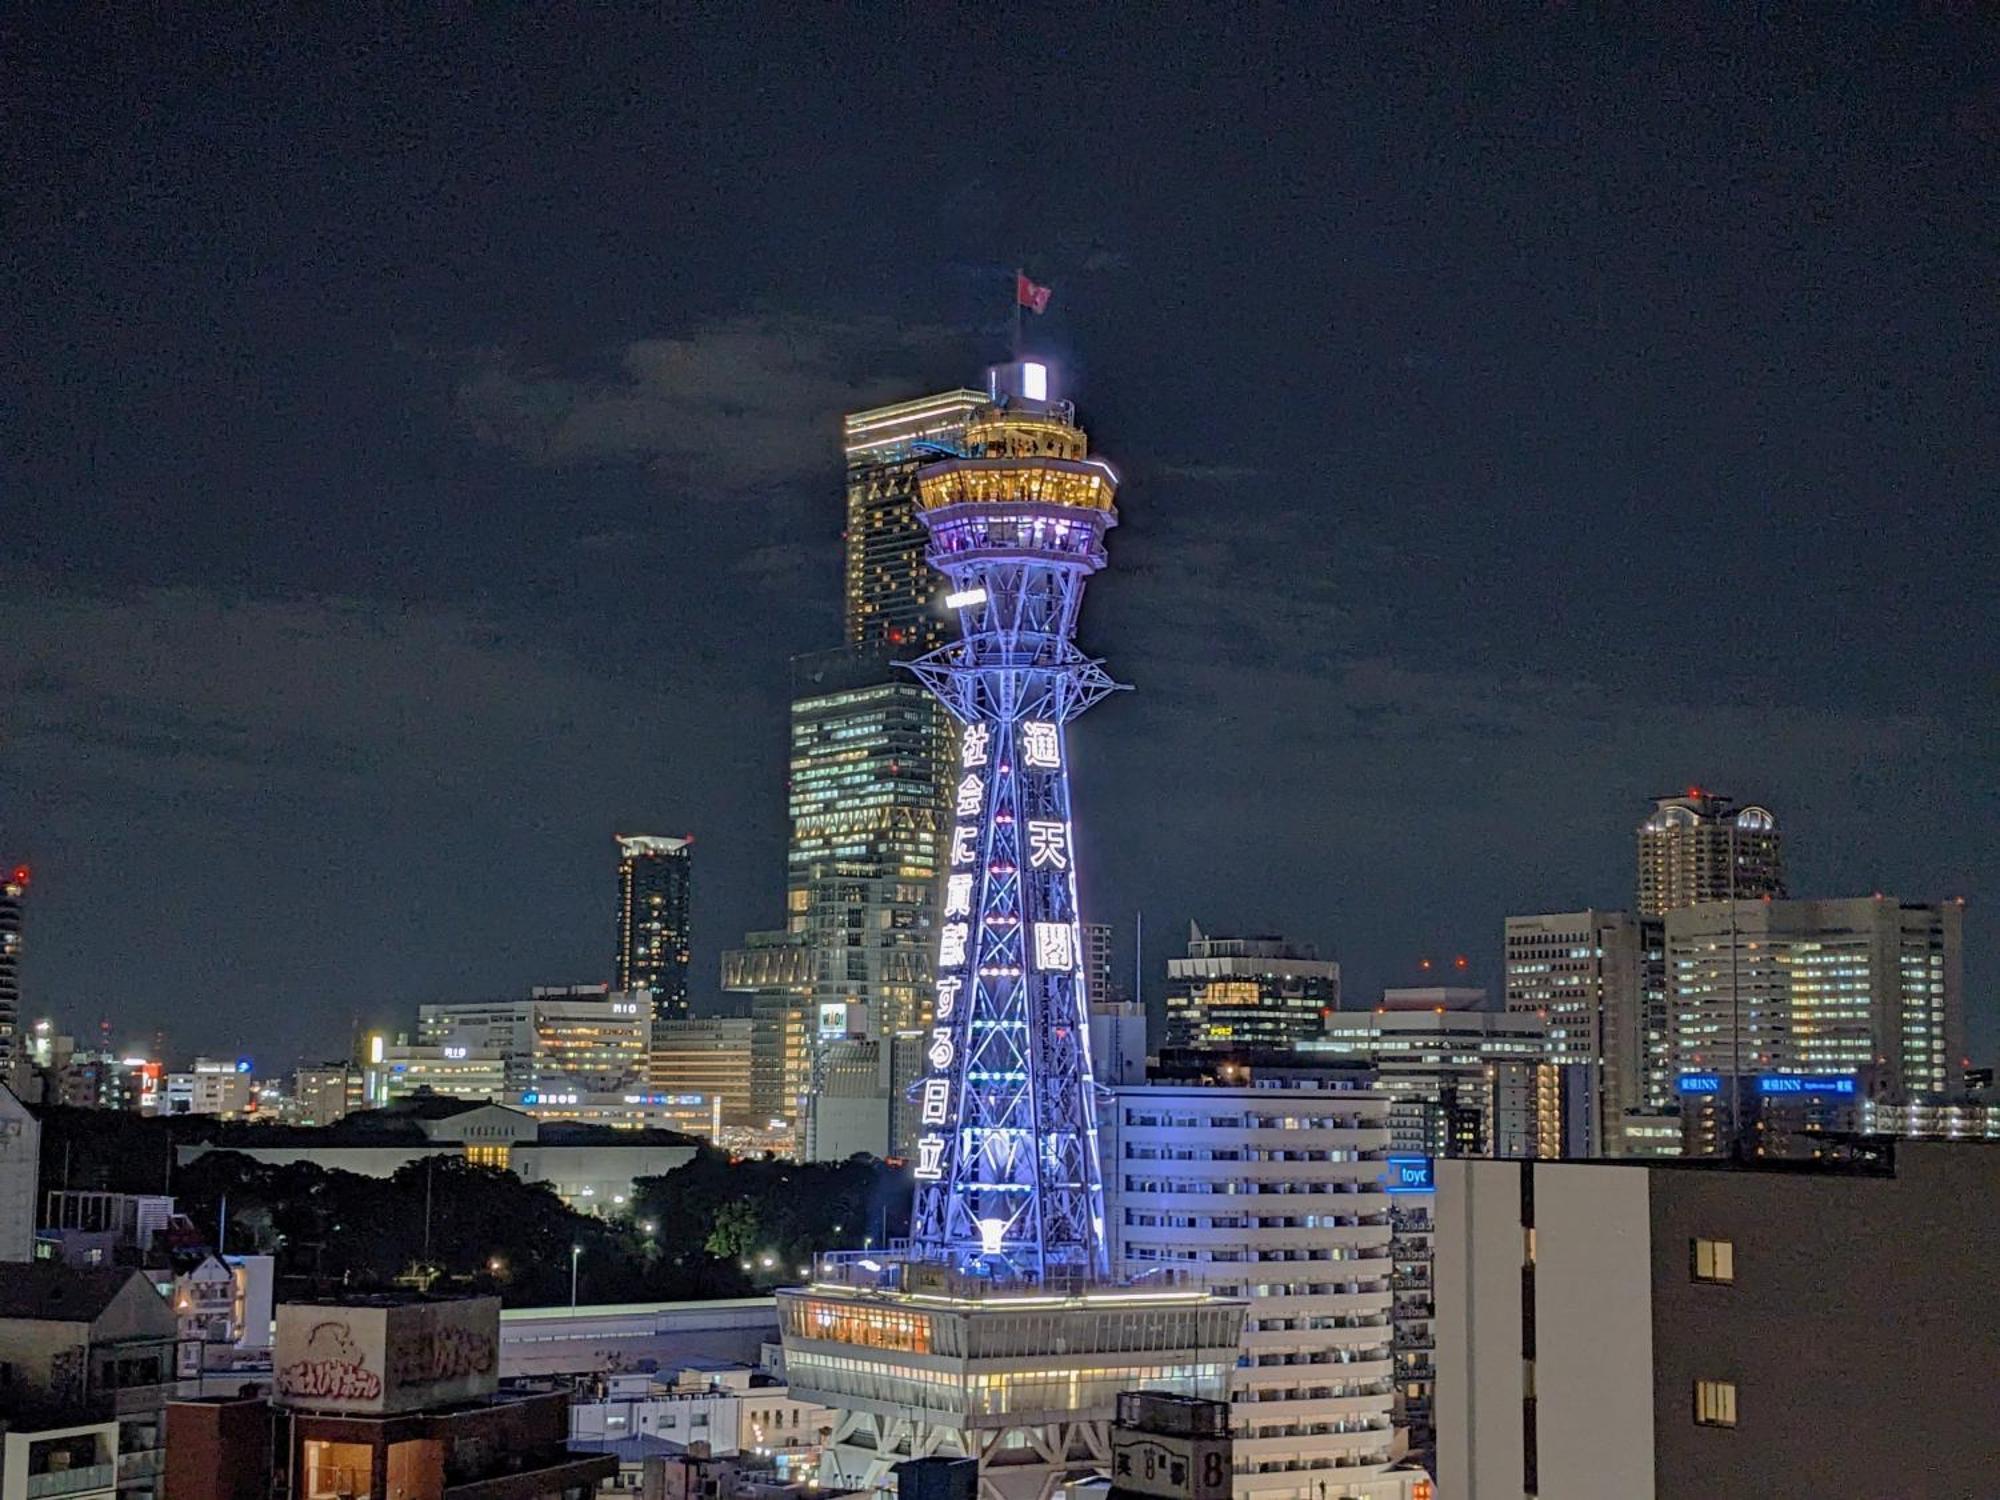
903, 358, 1122, 1281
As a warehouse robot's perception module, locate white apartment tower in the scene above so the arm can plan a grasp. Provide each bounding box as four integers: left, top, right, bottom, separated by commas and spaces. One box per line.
1105, 1080, 1430, 1500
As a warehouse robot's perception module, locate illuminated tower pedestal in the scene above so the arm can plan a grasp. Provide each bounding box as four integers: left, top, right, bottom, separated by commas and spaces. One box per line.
780, 360, 1242, 1500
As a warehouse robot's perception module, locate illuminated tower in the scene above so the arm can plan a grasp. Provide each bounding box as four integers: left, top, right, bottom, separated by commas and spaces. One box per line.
779, 361, 1243, 1500
901, 356, 1123, 1278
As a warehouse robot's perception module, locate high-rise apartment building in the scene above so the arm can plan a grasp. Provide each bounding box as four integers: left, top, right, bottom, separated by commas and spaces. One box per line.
1664, 895, 1963, 1104
0, 865, 26, 1068
1164, 925, 1340, 1050
842, 389, 988, 652
615, 835, 693, 1019
1637, 790, 1785, 917
1105, 1078, 1431, 1500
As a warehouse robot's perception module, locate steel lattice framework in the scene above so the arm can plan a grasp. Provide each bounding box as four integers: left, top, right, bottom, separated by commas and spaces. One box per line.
902, 371, 1123, 1280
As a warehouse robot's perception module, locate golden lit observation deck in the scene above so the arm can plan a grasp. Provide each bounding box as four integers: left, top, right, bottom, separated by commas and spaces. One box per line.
915, 396, 1119, 516
915, 454, 1118, 514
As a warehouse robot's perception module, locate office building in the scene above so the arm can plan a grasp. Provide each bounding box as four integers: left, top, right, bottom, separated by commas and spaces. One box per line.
1665, 896, 1963, 1105
417, 984, 650, 1101
165, 1295, 614, 1500
159, 1059, 255, 1119
1164, 927, 1340, 1051
781, 359, 1243, 1500
290, 1065, 354, 1126
1637, 790, 1785, 918
377, 1043, 508, 1104
842, 388, 988, 654
1503, 911, 1660, 1155
0, 865, 25, 1069
1299, 1012, 1548, 1158
1105, 1079, 1430, 1500
652, 1018, 755, 1124
788, 651, 948, 1038
616, 835, 694, 1019
1436, 1143, 1999, 1499
725, 933, 814, 1140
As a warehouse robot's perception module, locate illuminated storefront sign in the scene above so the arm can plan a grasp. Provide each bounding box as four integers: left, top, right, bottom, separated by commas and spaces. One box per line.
1677, 1073, 1723, 1094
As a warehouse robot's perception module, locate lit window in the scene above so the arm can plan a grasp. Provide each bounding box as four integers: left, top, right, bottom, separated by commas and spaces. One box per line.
1691, 1238, 1734, 1283
1694, 1379, 1737, 1427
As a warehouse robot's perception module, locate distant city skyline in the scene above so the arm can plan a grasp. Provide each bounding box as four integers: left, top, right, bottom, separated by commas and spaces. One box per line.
5, 9, 1990, 1071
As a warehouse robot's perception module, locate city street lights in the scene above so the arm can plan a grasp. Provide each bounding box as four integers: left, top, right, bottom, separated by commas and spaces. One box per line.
570, 1244, 582, 1312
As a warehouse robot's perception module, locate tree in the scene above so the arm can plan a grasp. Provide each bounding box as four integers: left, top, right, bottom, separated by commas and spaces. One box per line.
705, 1199, 761, 1260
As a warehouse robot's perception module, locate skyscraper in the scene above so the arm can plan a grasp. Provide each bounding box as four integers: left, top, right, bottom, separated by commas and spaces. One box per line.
779, 359, 1244, 1500
615, 835, 693, 1019
0, 865, 24, 1068
786, 649, 946, 1041
1163, 925, 1340, 1050
1637, 789, 1785, 916
843, 388, 988, 653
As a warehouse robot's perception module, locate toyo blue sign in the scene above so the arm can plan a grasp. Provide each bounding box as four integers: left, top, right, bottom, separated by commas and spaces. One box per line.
1384, 1156, 1434, 1194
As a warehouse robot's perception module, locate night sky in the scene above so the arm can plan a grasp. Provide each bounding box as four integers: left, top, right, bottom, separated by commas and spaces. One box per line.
5, 9, 1994, 1070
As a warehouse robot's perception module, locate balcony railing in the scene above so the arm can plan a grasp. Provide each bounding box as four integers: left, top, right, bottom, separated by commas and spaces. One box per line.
26, 1464, 117, 1499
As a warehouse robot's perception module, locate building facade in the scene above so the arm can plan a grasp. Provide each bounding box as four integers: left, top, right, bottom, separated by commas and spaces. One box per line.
1636, 790, 1785, 918
651, 1018, 755, 1125
1664, 896, 1963, 1105
1436, 1144, 2000, 1499
616, 835, 694, 1019
417, 984, 650, 1103
1297, 1013, 1549, 1158
1502, 910, 1660, 1155
0, 866, 26, 1069
1105, 1080, 1424, 1500
843, 389, 989, 654
1164, 928, 1340, 1051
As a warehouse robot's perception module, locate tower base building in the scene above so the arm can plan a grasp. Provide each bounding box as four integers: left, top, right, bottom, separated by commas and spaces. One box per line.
778, 1259, 1242, 1500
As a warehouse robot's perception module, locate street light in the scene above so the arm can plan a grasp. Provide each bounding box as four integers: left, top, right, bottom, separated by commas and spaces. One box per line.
570, 1244, 582, 1312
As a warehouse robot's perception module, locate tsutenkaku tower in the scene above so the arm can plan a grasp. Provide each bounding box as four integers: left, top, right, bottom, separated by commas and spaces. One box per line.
903, 357, 1122, 1281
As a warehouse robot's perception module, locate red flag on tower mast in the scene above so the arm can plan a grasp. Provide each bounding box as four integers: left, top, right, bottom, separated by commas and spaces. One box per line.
1015, 272, 1052, 313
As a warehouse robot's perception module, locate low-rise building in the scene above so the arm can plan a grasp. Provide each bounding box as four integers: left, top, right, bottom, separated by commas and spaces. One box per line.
176, 1097, 700, 1215
0, 1265, 182, 1500
164, 1294, 614, 1500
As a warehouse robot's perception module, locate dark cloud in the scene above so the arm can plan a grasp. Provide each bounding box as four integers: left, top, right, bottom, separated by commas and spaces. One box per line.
455, 315, 962, 490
